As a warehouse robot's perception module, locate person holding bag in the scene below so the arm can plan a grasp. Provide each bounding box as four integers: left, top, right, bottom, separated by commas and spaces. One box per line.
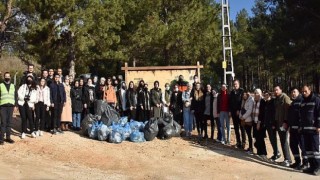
239, 90, 254, 154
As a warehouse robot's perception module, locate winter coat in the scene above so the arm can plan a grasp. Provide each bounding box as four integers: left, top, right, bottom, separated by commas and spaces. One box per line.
150, 88, 162, 107
239, 96, 254, 123
126, 89, 137, 109
35, 85, 51, 106
50, 82, 66, 104
191, 89, 205, 113
229, 88, 244, 113
71, 87, 83, 113
274, 93, 291, 128
17, 84, 37, 108
83, 85, 96, 107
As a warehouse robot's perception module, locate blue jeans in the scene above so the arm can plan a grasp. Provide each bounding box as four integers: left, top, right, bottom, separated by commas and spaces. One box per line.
219, 111, 230, 143
72, 113, 81, 128
183, 107, 194, 133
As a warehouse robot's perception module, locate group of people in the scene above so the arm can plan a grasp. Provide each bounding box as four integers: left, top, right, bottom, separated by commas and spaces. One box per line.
0, 64, 319, 176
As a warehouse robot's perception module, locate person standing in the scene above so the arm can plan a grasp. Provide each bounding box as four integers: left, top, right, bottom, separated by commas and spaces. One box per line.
182, 83, 193, 137
60, 76, 72, 131
35, 78, 51, 137
117, 81, 128, 116
288, 87, 308, 170
239, 90, 254, 154
18, 75, 38, 138
50, 74, 66, 135
211, 89, 220, 140
177, 75, 188, 92
191, 82, 205, 140
203, 84, 213, 139
137, 83, 151, 122
84, 78, 96, 115
273, 85, 292, 166
71, 80, 83, 131
0, 72, 17, 144
300, 85, 320, 176
151, 81, 163, 118
170, 84, 183, 126
217, 84, 230, 145
103, 77, 117, 108
229, 80, 246, 149
253, 89, 268, 159
57, 68, 64, 83
20, 64, 38, 86
126, 81, 137, 120
162, 83, 172, 114
95, 77, 106, 100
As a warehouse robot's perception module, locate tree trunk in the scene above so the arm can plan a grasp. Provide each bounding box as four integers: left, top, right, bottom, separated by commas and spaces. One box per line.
0, 0, 14, 58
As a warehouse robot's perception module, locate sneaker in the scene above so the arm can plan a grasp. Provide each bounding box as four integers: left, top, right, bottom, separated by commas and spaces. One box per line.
52, 128, 58, 135
31, 132, 37, 138
246, 148, 253, 155
312, 168, 319, 176
57, 128, 64, 134
36, 130, 40, 137
300, 161, 309, 170
221, 141, 225, 145
5, 139, 15, 144
39, 131, 44, 136
270, 154, 281, 161
236, 143, 242, 149
21, 133, 26, 139
281, 160, 291, 167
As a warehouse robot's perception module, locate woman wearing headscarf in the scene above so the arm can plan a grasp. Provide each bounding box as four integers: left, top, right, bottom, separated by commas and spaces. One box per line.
126, 81, 137, 120
61, 75, 72, 130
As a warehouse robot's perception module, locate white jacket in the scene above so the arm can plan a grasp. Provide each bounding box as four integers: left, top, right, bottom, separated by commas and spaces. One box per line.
239, 96, 254, 122
17, 84, 37, 108
36, 85, 51, 106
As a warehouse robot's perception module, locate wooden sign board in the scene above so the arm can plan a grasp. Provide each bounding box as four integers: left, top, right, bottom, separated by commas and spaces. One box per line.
121, 62, 203, 89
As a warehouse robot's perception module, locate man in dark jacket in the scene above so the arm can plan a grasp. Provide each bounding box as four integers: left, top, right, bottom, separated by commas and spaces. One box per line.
50, 74, 66, 134
300, 85, 320, 176
138, 83, 151, 122
288, 88, 308, 170
20, 64, 38, 86
229, 79, 245, 149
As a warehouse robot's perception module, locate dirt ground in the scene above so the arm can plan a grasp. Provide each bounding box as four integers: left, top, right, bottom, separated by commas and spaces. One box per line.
0, 116, 318, 180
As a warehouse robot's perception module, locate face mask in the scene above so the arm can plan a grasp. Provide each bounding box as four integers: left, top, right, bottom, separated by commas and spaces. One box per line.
4, 78, 10, 82
175, 88, 179, 92
144, 87, 148, 91
27, 80, 32, 85
166, 87, 170, 91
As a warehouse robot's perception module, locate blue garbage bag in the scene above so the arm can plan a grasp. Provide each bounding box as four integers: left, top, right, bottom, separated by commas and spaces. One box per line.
129, 120, 145, 131
98, 124, 111, 141
119, 116, 128, 126
88, 121, 103, 139
122, 123, 132, 140
130, 130, 146, 143
108, 131, 123, 143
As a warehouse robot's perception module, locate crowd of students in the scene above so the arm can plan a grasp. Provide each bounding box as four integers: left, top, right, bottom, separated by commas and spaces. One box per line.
0, 64, 319, 176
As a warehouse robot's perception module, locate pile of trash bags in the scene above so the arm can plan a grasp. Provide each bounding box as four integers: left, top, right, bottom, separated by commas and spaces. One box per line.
81, 100, 182, 144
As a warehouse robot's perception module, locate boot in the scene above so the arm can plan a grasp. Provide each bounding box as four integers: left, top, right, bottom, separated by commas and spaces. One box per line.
60, 123, 66, 131
65, 123, 69, 131
290, 158, 301, 169
303, 158, 315, 174
300, 159, 309, 170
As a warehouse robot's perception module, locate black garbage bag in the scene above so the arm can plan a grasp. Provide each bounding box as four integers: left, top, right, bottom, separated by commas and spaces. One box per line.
158, 124, 175, 140
94, 100, 105, 118
100, 102, 120, 126
172, 120, 182, 137
144, 118, 159, 141
81, 114, 97, 136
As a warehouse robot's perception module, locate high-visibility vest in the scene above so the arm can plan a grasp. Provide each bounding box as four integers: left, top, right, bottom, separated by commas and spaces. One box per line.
0, 83, 15, 105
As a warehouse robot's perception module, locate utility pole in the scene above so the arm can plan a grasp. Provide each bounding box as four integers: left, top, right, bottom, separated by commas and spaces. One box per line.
221, 0, 235, 85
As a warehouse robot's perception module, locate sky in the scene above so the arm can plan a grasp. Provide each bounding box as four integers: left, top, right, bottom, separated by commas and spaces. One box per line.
220, 0, 256, 20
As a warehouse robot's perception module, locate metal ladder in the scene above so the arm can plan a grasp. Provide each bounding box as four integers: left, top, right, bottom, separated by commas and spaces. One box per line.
221, 0, 235, 84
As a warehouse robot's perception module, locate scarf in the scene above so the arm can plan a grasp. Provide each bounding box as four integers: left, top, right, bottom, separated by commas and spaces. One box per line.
252, 98, 261, 123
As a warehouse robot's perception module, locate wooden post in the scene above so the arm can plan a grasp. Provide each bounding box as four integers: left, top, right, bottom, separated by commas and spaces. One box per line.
197, 61, 201, 81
